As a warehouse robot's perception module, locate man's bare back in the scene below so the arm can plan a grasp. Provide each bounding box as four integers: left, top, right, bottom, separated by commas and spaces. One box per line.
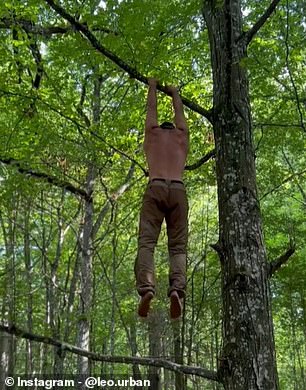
144, 126, 188, 181
144, 78, 189, 180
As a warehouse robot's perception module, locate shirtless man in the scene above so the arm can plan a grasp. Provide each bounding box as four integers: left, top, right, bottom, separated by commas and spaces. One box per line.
135, 78, 189, 319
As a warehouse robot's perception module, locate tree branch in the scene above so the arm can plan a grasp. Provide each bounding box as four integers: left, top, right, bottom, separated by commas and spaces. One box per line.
254, 123, 304, 129
269, 245, 295, 277
185, 149, 215, 171
44, 0, 213, 123
282, 150, 306, 204
92, 162, 138, 237
241, 0, 282, 46
283, 1, 306, 133
0, 17, 117, 36
0, 157, 90, 201
260, 168, 306, 200
0, 323, 219, 382
26, 33, 44, 90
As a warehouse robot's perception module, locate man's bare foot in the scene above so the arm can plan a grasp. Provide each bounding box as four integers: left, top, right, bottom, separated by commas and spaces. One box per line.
138, 291, 154, 317
170, 290, 182, 319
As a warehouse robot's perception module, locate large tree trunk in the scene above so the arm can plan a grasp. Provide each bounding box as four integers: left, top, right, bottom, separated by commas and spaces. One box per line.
203, 1, 279, 389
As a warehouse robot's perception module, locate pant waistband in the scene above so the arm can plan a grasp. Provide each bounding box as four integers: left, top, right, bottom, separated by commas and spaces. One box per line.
149, 178, 184, 184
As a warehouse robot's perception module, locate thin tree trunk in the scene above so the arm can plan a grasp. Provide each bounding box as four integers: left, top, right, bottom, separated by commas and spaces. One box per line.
41, 191, 52, 375
0, 329, 11, 381
76, 72, 102, 380
289, 291, 298, 390
0, 203, 18, 379
109, 221, 117, 376
301, 292, 306, 388
203, 1, 279, 389
24, 207, 34, 375
76, 163, 95, 378
148, 310, 162, 390
63, 221, 82, 343
130, 320, 143, 390
289, 290, 306, 390
52, 191, 66, 376
172, 321, 185, 390
0, 210, 10, 384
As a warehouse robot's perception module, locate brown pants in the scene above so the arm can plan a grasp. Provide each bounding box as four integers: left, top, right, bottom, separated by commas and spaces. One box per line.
135, 179, 188, 298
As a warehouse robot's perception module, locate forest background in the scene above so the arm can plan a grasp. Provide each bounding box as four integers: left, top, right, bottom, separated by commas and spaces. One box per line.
0, 0, 305, 389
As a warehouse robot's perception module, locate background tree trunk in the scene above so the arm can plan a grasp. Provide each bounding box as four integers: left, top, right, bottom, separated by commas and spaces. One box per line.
130, 320, 143, 388
203, 1, 279, 389
76, 72, 102, 380
0, 203, 18, 380
23, 207, 33, 375
172, 321, 185, 390
148, 310, 162, 390
77, 164, 94, 373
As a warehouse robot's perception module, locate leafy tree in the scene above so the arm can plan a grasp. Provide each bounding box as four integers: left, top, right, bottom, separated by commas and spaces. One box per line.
0, 1, 305, 389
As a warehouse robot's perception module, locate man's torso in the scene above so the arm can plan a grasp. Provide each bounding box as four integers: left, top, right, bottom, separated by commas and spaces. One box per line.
144, 127, 188, 181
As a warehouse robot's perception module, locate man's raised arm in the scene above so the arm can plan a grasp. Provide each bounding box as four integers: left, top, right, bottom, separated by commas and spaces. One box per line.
166, 85, 188, 133
145, 78, 159, 131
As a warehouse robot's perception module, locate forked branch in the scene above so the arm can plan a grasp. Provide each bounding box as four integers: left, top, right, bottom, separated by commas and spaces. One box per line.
269, 245, 296, 277
241, 0, 282, 46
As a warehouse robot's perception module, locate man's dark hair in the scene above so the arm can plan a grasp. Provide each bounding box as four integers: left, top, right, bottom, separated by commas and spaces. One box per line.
160, 121, 175, 129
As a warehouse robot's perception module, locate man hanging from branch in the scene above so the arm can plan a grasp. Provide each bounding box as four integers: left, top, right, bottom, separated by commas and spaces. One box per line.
135, 78, 189, 319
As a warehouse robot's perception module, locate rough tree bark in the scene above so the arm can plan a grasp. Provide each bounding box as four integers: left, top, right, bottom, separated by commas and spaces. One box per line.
203, 1, 279, 389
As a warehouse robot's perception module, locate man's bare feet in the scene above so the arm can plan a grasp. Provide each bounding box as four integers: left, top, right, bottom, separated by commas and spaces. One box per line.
138, 291, 154, 317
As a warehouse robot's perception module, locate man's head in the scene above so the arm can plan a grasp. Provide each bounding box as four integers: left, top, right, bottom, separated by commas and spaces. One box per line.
160, 121, 175, 129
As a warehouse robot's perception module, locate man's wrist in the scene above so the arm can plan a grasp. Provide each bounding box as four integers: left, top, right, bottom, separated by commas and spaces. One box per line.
148, 78, 158, 87
165, 85, 179, 96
